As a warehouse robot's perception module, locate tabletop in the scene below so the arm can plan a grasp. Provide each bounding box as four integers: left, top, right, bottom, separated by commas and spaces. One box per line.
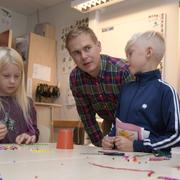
0, 143, 180, 180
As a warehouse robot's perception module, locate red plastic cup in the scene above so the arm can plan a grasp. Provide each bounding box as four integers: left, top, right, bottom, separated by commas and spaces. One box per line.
56, 128, 74, 149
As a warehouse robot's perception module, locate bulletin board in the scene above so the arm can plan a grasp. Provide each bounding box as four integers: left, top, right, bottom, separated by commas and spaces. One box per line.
97, 13, 166, 76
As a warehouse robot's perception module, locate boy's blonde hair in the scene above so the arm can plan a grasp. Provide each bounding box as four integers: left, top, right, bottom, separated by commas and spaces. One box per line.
0, 47, 30, 123
65, 26, 98, 51
125, 30, 165, 61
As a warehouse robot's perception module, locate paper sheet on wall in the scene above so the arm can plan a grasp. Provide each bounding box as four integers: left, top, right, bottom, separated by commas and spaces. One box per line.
32, 64, 51, 81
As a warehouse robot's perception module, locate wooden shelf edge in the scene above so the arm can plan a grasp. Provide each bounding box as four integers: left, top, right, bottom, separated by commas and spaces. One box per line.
34, 102, 62, 107
53, 120, 84, 128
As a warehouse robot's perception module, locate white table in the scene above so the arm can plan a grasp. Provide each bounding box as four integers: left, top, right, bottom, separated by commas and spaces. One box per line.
0, 143, 180, 180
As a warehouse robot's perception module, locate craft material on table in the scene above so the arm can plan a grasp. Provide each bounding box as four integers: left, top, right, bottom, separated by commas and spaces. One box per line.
88, 162, 155, 177
0, 144, 19, 150
158, 176, 180, 180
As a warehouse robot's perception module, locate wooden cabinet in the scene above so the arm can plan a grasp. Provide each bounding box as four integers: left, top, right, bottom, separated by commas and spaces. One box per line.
0, 29, 13, 47
27, 32, 57, 100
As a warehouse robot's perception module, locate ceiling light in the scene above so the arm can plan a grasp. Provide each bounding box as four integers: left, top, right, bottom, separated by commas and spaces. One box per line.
71, 0, 124, 13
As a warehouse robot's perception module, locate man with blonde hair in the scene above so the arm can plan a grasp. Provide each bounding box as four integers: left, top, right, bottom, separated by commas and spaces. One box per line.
102, 31, 180, 153
66, 26, 132, 146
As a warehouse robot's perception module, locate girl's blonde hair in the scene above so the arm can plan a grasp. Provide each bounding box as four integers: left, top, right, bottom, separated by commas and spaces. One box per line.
0, 47, 30, 122
125, 30, 165, 61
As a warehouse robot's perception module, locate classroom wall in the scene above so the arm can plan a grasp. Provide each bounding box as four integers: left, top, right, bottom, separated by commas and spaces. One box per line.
12, 11, 27, 37
89, 0, 179, 90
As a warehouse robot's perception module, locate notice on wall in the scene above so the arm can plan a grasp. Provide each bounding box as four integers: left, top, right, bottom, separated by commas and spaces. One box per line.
32, 63, 51, 81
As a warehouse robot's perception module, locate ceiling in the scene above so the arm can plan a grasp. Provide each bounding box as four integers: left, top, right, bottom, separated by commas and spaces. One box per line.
0, 0, 65, 15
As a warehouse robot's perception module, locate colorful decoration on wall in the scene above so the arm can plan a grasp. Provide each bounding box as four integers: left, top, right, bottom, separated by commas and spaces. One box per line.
57, 17, 89, 106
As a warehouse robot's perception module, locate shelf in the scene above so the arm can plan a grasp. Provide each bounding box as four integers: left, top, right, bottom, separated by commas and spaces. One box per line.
34, 102, 62, 108
52, 120, 84, 128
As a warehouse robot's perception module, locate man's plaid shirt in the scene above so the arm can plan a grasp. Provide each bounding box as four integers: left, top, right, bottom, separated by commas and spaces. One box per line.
70, 54, 132, 146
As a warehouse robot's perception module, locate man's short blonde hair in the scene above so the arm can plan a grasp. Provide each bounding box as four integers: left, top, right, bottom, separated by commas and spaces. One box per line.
125, 31, 165, 61
65, 26, 98, 51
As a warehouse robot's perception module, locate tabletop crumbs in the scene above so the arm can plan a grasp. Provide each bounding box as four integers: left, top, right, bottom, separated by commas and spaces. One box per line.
174, 166, 180, 170
147, 170, 154, 177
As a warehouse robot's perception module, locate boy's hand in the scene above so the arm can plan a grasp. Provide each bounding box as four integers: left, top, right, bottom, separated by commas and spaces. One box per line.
15, 133, 36, 144
114, 136, 133, 152
0, 123, 8, 140
102, 136, 115, 150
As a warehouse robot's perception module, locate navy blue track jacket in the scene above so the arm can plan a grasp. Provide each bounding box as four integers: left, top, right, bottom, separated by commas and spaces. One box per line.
110, 70, 180, 153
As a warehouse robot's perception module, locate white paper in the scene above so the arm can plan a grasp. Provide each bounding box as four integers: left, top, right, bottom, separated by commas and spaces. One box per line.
32, 64, 51, 81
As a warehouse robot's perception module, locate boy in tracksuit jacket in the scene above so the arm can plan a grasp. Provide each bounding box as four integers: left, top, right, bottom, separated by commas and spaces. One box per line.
102, 31, 180, 153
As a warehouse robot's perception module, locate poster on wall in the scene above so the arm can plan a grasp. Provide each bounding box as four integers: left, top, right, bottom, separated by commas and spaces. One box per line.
0, 7, 12, 33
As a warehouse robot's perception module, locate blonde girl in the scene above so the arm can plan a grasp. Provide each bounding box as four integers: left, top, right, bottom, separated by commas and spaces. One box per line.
0, 47, 39, 144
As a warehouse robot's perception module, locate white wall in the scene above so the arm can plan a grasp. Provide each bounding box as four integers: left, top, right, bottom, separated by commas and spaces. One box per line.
12, 11, 27, 37
89, 0, 179, 90
0, 8, 27, 37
